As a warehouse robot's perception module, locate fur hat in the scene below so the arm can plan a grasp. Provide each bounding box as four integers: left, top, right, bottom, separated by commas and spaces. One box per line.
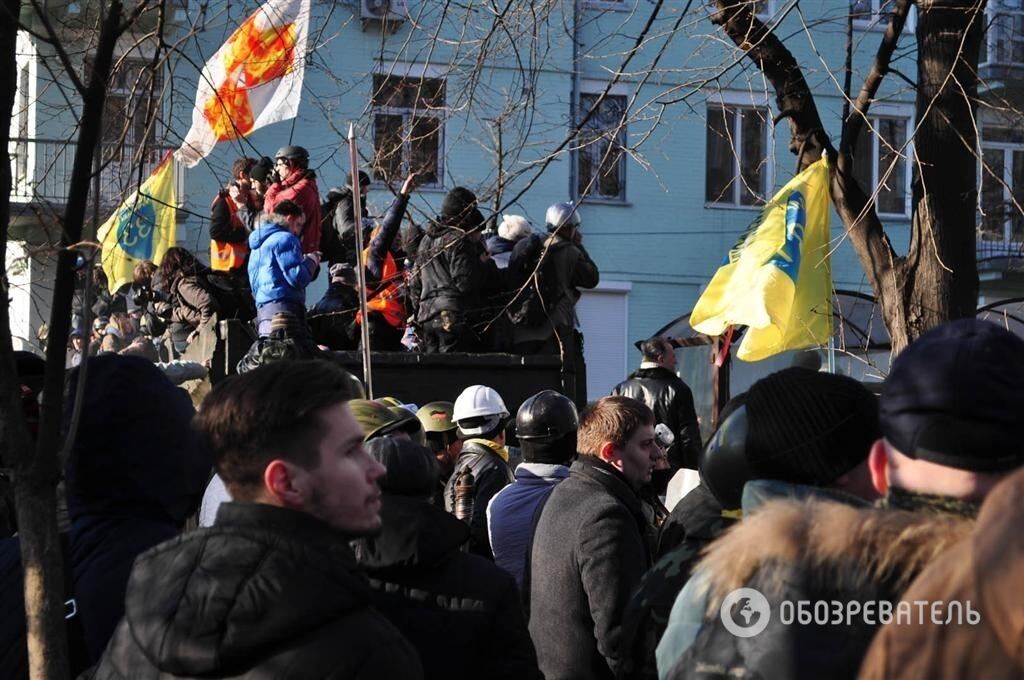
497, 214, 533, 242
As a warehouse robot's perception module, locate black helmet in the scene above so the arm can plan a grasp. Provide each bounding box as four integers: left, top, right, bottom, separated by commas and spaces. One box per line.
275, 145, 309, 161
698, 404, 756, 511
516, 390, 578, 442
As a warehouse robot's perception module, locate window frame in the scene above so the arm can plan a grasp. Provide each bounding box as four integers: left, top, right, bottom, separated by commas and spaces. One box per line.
980, 3, 1024, 67
574, 87, 629, 204
370, 70, 447, 190
703, 94, 774, 210
851, 108, 914, 219
979, 125, 1024, 245
581, 0, 630, 12
851, 0, 916, 32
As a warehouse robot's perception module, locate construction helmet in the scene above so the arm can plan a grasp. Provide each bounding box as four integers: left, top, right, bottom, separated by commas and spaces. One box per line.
453, 385, 509, 437
417, 401, 457, 433
545, 202, 581, 232
516, 390, 578, 442
274, 145, 309, 161
349, 399, 401, 441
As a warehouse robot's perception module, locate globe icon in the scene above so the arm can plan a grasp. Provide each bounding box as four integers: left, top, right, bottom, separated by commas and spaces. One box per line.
720, 588, 771, 638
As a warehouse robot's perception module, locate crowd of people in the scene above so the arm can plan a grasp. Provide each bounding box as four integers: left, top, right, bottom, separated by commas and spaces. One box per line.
3, 314, 1023, 679
66, 145, 600, 371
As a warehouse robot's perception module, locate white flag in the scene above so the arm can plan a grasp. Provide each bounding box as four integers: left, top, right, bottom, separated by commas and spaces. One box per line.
175, 0, 311, 167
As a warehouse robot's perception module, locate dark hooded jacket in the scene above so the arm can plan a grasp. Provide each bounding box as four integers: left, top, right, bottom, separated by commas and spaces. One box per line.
64, 355, 211, 663
88, 502, 423, 679
352, 494, 541, 680
611, 365, 702, 470
410, 219, 501, 327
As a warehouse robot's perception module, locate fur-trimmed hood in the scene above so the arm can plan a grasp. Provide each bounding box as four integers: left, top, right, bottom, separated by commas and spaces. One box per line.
696, 498, 974, 613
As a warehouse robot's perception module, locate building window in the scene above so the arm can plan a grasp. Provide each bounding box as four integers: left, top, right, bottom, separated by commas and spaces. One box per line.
981, 3, 1024, 66
101, 59, 162, 160
852, 116, 910, 216
577, 93, 627, 202
979, 126, 1024, 244
371, 74, 445, 187
705, 103, 769, 207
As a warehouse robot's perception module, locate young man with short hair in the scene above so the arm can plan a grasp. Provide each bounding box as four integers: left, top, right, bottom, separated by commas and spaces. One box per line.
87, 360, 423, 679
527, 395, 658, 680
248, 199, 321, 337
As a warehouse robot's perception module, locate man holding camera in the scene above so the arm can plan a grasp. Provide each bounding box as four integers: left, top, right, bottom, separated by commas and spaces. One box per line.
210, 157, 259, 283
264, 145, 322, 255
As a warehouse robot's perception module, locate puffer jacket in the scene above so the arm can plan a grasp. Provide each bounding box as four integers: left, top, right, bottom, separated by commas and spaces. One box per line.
612, 366, 702, 470
247, 221, 317, 306
263, 169, 321, 254
410, 222, 501, 325
352, 495, 541, 680
88, 502, 423, 679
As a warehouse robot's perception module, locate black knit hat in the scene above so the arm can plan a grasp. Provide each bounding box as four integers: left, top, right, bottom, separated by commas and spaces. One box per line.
440, 186, 485, 229
744, 367, 879, 485
880, 318, 1024, 472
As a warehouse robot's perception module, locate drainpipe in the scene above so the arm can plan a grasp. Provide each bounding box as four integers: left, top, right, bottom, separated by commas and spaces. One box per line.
569, 0, 581, 201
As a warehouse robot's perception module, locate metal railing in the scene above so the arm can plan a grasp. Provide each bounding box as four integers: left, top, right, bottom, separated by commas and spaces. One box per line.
9, 137, 178, 210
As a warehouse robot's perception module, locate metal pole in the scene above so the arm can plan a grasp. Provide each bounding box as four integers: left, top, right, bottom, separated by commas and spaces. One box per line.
348, 123, 374, 397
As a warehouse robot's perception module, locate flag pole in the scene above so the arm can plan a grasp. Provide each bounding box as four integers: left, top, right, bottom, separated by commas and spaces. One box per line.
349, 123, 374, 398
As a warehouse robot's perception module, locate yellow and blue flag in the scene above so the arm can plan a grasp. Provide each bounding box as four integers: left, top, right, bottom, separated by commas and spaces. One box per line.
98, 153, 177, 294
690, 157, 832, 362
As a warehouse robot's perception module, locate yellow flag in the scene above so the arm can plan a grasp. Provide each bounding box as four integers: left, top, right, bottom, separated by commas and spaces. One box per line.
690, 157, 832, 362
98, 154, 177, 294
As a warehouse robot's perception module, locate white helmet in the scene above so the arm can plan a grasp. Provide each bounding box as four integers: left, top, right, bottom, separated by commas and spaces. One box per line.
453, 385, 509, 437
545, 202, 581, 232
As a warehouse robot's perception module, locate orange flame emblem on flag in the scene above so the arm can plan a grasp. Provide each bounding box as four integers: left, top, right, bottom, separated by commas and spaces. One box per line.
203, 11, 297, 141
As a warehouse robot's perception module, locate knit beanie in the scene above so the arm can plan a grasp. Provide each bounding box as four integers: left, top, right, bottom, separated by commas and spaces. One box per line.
744, 367, 879, 486
440, 186, 483, 229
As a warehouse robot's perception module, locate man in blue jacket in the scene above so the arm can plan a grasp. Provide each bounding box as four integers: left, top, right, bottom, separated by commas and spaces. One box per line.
487, 390, 578, 591
248, 199, 321, 337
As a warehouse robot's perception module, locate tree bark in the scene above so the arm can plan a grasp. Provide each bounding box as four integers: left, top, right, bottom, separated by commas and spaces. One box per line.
711, 0, 985, 352
1, 0, 124, 677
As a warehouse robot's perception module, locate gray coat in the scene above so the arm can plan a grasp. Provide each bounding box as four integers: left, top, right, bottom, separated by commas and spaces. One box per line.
526, 456, 652, 680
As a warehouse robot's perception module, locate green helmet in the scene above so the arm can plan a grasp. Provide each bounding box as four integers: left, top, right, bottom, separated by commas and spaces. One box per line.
378, 396, 404, 408
349, 399, 400, 441
416, 401, 456, 433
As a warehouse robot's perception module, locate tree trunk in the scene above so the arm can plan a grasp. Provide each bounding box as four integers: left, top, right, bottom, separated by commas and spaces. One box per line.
712, 0, 985, 353
889, 0, 984, 346
0, 2, 72, 678
1, 0, 124, 677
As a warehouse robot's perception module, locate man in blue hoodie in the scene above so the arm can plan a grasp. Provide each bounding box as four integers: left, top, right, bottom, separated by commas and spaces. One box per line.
248, 199, 321, 337
487, 390, 578, 592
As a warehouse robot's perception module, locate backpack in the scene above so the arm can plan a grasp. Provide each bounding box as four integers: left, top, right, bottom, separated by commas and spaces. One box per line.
507, 235, 560, 327
319, 190, 359, 266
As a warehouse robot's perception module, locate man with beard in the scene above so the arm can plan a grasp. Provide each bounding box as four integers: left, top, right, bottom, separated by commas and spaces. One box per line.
87, 360, 422, 679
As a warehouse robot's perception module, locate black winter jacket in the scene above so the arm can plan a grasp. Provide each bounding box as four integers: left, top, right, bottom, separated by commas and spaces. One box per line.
88, 503, 423, 679
309, 283, 360, 350
527, 456, 652, 680
410, 223, 502, 325
353, 495, 542, 680
443, 439, 514, 559
612, 366, 702, 470
507, 234, 599, 338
